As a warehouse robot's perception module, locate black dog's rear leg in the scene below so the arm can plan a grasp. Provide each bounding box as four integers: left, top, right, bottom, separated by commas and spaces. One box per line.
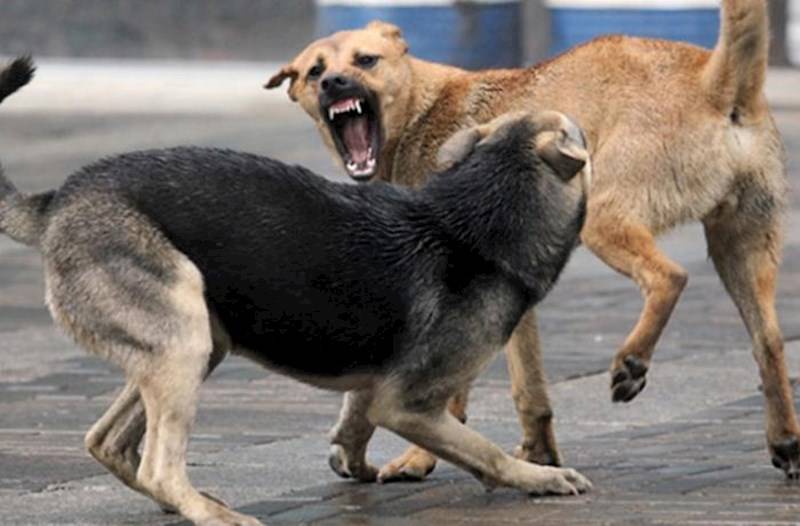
86, 344, 229, 511
85, 381, 148, 491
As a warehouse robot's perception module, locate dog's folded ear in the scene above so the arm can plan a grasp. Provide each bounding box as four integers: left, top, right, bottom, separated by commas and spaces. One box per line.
436, 127, 483, 171
367, 20, 409, 55
534, 114, 589, 182
265, 65, 299, 101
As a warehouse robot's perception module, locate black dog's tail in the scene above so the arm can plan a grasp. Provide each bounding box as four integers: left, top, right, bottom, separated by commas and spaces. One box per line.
1, 56, 52, 247
0, 56, 34, 104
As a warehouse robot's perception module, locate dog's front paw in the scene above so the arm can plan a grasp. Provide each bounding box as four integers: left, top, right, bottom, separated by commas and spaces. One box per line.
513, 463, 592, 496
195, 505, 264, 526
770, 435, 800, 480
610, 355, 648, 403
377, 446, 437, 483
328, 444, 378, 482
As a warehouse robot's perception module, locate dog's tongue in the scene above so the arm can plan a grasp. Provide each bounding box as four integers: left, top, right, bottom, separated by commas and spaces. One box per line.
342, 115, 370, 165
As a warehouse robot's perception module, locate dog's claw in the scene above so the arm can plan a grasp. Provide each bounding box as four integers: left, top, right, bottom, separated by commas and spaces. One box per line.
611, 355, 648, 403
770, 436, 800, 480
526, 466, 592, 496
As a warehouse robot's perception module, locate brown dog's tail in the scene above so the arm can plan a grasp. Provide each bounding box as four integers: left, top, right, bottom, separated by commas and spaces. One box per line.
0, 56, 53, 247
702, 0, 769, 119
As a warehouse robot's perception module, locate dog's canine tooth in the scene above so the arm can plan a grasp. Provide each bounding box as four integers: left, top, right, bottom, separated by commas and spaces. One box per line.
329, 107, 336, 121
355, 100, 362, 114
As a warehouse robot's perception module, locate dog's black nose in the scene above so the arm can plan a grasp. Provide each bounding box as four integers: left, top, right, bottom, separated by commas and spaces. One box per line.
320, 74, 355, 95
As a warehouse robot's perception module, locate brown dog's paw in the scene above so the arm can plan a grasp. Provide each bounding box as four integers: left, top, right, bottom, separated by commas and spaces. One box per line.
770, 436, 800, 480
610, 355, 648, 403
377, 446, 437, 483
514, 441, 562, 467
328, 444, 378, 482
160, 491, 228, 515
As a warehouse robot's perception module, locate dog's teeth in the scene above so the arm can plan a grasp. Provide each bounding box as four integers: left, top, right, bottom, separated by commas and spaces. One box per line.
355, 100, 362, 114
329, 108, 336, 120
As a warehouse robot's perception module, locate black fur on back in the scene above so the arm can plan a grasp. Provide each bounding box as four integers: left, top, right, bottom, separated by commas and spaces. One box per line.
46, 120, 586, 378
424, 119, 586, 302
0, 56, 35, 105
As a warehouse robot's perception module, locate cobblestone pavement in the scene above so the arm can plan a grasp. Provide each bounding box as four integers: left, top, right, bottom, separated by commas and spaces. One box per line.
2, 86, 800, 525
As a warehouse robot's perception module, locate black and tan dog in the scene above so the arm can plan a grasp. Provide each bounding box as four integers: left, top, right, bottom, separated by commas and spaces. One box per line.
0, 58, 591, 526
267, 0, 799, 481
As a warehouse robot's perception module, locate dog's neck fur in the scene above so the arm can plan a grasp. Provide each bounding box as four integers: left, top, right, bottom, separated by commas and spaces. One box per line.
377, 57, 471, 183
380, 58, 539, 186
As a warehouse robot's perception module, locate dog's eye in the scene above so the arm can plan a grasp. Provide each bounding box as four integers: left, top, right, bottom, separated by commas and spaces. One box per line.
355, 55, 379, 69
307, 63, 325, 80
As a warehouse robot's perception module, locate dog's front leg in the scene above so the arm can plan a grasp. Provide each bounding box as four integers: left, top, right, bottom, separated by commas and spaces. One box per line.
375, 390, 468, 482
506, 308, 562, 466
582, 216, 688, 402
368, 388, 591, 495
328, 389, 379, 482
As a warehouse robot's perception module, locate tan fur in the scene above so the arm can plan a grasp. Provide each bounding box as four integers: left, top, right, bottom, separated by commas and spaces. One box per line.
328, 390, 379, 482
270, 0, 800, 480
367, 381, 591, 495
42, 201, 262, 524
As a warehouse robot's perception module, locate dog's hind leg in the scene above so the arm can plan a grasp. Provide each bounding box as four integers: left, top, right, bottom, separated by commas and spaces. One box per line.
43, 201, 256, 523
507, 309, 561, 466
705, 202, 800, 479
581, 217, 688, 403
328, 389, 379, 482
369, 387, 591, 495
86, 341, 229, 511
85, 381, 147, 492
131, 264, 261, 525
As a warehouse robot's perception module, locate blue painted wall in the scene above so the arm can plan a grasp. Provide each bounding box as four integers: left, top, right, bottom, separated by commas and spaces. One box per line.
317, 3, 521, 69
549, 8, 720, 55
318, 2, 722, 69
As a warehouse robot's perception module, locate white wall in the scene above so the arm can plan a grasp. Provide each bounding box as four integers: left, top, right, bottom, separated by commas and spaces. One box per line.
791, 0, 800, 65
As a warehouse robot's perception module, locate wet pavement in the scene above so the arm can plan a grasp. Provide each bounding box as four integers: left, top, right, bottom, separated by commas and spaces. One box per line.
1, 67, 800, 525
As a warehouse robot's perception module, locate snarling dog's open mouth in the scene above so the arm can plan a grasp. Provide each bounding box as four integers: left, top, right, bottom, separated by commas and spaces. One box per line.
319, 84, 382, 181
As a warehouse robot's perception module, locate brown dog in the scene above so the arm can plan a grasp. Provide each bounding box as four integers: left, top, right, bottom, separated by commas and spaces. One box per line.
267, 0, 800, 482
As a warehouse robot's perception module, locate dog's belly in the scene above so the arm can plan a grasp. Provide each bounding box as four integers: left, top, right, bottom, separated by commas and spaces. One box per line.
203, 277, 406, 378
232, 344, 380, 391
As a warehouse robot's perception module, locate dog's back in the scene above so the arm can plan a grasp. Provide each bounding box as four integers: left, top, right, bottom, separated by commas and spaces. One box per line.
46, 147, 430, 377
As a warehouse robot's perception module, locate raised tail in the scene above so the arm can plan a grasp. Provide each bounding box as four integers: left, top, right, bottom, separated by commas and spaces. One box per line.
702, 0, 769, 120
0, 56, 52, 247
0, 56, 34, 105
